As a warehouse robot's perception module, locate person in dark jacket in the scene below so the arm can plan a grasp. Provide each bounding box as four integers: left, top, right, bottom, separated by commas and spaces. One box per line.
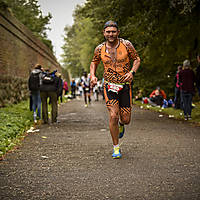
174, 66, 182, 109
196, 53, 200, 97
179, 60, 196, 120
40, 69, 59, 124
28, 64, 43, 123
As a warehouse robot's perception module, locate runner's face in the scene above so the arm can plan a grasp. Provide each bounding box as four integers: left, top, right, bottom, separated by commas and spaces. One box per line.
103, 27, 119, 43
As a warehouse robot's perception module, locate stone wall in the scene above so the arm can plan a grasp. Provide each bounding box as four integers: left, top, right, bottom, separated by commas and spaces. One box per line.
0, 5, 62, 107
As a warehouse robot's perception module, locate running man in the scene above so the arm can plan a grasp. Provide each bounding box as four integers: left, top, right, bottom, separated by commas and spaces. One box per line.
90, 21, 140, 158
81, 72, 91, 107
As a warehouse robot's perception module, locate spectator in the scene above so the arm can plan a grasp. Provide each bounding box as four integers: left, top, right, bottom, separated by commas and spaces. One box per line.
174, 66, 182, 109
135, 89, 143, 101
57, 73, 63, 103
40, 69, 59, 124
196, 53, 200, 97
63, 79, 69, 95
149, 86, 167, 106
71, 79, 76, 98
179, 59, 196, 120
28, 64, 43, 123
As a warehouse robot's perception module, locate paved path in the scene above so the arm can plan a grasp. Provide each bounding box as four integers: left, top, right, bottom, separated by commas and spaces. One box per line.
0, 98, 200, 200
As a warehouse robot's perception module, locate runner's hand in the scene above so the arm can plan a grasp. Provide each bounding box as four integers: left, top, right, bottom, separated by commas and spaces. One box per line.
123, 72, 133, 82
90, 76, 98, 87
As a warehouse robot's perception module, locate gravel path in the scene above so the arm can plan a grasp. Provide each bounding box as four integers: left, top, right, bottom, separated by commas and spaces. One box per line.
0, 97, 200, 200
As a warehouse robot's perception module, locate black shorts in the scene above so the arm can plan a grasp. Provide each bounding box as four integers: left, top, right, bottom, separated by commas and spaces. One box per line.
83, 87, 90, 94
104, 83, 132, 114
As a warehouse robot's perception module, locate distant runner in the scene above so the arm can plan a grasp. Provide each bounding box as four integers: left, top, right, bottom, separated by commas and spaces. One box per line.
81, 72, 91, 107
90, 21, 140, 158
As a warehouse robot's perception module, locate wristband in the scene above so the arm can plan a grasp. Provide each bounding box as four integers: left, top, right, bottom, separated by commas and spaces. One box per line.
130, 70, 136, 76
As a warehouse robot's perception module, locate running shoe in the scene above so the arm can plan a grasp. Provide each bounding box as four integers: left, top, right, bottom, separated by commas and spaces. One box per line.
119, 123, 125, 139
85, 104, 88, 107
112, 146, 122, 159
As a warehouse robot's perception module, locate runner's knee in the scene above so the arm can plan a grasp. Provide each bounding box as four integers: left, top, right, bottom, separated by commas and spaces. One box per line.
120, 115, 131, 124
110, 112, 119, 123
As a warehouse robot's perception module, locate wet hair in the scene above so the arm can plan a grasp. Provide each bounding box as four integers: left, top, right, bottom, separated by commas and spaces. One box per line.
104, 21, 118, 30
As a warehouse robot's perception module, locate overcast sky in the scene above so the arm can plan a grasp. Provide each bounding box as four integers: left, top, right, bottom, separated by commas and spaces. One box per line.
38, 0, 86, 63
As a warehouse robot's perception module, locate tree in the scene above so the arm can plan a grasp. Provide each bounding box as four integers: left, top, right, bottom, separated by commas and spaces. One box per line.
1, 0, 53, 50
62, 0, 200, 97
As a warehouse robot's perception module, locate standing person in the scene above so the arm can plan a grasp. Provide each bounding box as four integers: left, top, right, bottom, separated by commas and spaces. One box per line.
90, 21, 140, 158
71, 79, 76, 98
81, 72, 91, 107
28, 64, 43, 123
40, 69, 59, 124
179, 60, 196, 120
174, 66, 182, 109
63, 79, 69, 95
57, 73, 63, 103
196, 53, 200, 97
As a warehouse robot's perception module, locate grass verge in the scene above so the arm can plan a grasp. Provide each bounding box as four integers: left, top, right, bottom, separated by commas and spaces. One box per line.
133, 100, 200, 125
0, 100, 33, 158
0, 95, 69, 159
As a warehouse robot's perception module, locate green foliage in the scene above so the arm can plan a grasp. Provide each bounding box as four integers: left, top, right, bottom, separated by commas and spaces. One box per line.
0, 101, 33, 156
1, 0, 53, 50
62, 0, 200, 97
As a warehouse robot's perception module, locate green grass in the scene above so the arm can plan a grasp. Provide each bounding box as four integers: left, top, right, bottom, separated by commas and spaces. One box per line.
0, 95, 69, 158
0, 101, 33, 157
133, 100, 200, 125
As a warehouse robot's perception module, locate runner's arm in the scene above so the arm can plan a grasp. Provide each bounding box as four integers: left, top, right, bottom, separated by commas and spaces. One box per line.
90, 62, 98, 87
123, 56, 140, 82
90, 45, 102, 86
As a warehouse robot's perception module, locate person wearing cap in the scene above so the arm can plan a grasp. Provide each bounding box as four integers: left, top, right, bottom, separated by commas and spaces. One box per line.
179, 59, 196, 120
90, 20, 140, 158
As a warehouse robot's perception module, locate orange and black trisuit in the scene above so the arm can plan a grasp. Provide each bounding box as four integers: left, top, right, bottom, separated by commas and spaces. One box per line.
92, 38, 139, 114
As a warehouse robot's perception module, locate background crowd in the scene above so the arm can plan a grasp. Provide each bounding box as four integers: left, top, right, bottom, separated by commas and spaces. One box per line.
28, 53, 200, 124
135, 54, 200, 121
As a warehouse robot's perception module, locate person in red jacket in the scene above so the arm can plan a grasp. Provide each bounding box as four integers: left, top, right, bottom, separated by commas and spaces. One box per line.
149, 86, 167, 106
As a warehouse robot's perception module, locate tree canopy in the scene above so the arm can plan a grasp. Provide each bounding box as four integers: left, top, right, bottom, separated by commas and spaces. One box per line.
1, 0, 53, 51
62, 0, 200, 97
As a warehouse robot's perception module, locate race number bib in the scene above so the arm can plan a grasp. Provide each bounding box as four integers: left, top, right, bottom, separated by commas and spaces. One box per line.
107, 83, 123, 94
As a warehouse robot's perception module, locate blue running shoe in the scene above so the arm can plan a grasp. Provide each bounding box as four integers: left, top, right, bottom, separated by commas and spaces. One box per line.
112, 146, 122, 159
119, 123, 125, 139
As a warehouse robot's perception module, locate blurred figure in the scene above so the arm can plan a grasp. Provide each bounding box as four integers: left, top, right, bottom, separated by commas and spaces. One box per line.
71, 79, 76, 98
196, 53, 200, 97
57, 73, 63, 103
77, 81, 83, 97
179, 60, 196, 120
81, 72, 91, 107
63, 79, 69, 95
174, 66, 182, 109
93, 81, 100, 101
135, 89, 143, 101
149, 86, 167, 106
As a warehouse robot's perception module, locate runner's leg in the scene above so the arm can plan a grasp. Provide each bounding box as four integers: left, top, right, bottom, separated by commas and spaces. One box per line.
104, 84, 119, 145
119, 84, 132, 125
107, 104, 120, 145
